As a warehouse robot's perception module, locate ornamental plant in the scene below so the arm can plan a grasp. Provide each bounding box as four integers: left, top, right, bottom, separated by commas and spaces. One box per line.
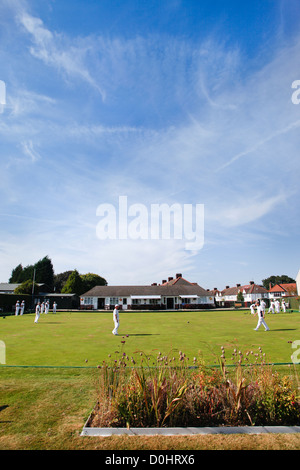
90, 341, 300, 428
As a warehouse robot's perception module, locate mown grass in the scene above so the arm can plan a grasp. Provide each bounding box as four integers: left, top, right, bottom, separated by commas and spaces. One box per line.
0, 309, 299, 450
1, 366, 300, 450
1, 309, 299, 366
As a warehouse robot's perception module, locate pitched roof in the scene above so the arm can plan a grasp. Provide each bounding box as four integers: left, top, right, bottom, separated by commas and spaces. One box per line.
269, 283, 297, 293
244, 284, 268, 294
0, 283, 20, 292
0, 282, 49, 293
82, 275, 209, 297
221, 283, 268, 295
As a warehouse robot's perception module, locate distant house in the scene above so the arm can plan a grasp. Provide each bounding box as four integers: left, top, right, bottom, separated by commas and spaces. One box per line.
0, 283, 21, 294
216, 282, 269, 306
268, 283, 297, 298
80, 273, 215, 310
0, 282, 49, 294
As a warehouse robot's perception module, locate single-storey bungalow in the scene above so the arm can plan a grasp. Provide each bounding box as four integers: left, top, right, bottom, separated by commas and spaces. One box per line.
80, 274, 215, 310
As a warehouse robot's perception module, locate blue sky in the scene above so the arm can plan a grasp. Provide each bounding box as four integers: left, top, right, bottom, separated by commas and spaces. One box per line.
0, 0, 299, 289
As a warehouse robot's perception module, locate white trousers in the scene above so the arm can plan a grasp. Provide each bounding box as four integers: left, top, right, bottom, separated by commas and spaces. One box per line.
112, 321, 119, 335
34, 311, 40, 323
255, 317, 269, 331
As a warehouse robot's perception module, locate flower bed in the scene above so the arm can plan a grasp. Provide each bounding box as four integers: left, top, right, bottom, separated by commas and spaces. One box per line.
89, 342, 300, 429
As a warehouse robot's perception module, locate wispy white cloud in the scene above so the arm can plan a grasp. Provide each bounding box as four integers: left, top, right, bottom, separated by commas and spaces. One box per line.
17, 11, 106, 100
9, 90, 56, 117
0, 0, 299, 286
20, 139, 41, 162
216, 119, 300, 172
211, 194, 287, 228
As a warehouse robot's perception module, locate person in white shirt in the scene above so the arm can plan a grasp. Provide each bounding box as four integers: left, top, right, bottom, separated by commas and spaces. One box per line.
41, 302, 45, 314
254, 300, 270, 331
112, 305, 119, 335
260, 299, 266, 314
53, 302, 57, 314
281, 299, 286, 312
34, 302, 41, 324
250, 302, 256, 314
15, 300, 20, 316
275, 299, 280, 314
20, 300, 25, 315
45, 301, 49, 314
268, 300, 275, 314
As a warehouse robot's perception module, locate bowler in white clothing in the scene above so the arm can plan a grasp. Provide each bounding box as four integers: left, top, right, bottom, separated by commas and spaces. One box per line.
112, 305, 119, 335
254, 301, 270, 331
250, 302, 256, 314
34, 302, 41, 324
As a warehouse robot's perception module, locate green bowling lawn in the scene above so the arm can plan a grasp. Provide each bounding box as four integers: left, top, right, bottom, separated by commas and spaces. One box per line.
0, 309, 299, 450
1, 309, 299, 367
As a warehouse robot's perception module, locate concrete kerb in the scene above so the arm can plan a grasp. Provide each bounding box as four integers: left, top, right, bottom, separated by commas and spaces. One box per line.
81, 425, 300, 437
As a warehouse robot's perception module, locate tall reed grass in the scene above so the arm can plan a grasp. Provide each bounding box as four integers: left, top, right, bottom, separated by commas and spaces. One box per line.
90, 340, 300, 428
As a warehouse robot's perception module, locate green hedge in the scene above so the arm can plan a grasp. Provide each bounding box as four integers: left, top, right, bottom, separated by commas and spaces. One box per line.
284, 296, 300, 311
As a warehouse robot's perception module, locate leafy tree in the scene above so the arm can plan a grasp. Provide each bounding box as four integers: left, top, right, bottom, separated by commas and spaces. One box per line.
9, 258, 107, 296
34, 256, 54, 290
9, 256, 54, 291
61, 270, 84, 295
14, 280, 40, 295
9, 263, 35, 283
22, 265, 35, 282
81, 273, 107, 293
237, 291, 244, 302
9, 264, 24, 283
53, 271, 73, 293
262, 275, 296, 290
